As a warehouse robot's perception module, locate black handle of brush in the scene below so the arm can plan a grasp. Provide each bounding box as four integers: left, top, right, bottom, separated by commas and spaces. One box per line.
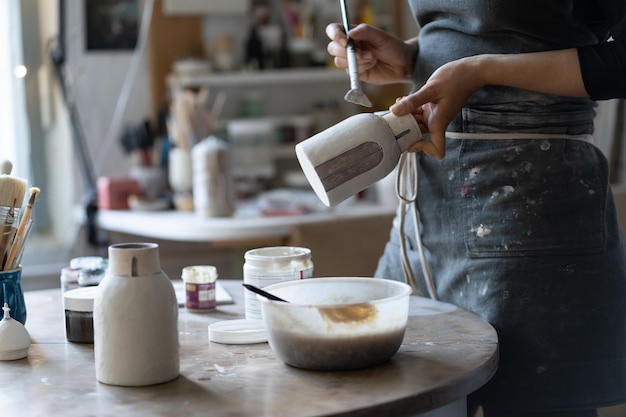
242, 283, 289, 303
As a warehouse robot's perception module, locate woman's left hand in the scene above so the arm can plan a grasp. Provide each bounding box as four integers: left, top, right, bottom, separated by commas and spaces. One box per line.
390, 57, 485, 160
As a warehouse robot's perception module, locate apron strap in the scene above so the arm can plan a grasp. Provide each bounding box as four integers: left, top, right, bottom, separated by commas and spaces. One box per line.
445, 131, 594, 144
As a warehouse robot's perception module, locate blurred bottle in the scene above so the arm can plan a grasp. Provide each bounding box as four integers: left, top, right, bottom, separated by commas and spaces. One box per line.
191, 136, 236, 217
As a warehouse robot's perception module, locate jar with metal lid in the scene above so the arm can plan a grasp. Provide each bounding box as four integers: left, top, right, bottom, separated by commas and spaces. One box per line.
243, 246, 313, 320
181, 265, 217, 313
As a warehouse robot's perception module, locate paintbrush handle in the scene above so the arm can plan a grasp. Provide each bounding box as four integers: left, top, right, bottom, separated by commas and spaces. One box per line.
6, 218, 32, 270
4, 189, 38, 271
339, 0, 359, 88
0, 225, 16, 269
4, 215, 30, 271
346, 45, 362, 90
4, 232, 22, 272
339, 0, 351, 34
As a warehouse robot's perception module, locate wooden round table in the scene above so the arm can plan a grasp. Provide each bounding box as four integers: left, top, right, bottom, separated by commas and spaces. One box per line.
1, 280, 498, 417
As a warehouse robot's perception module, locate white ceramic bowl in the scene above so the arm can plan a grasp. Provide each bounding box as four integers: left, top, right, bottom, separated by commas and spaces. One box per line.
259, 277, 412, 371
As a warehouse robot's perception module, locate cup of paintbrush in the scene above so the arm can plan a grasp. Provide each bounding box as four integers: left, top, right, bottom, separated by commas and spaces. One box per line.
0, 267, 27, 324
0, 175, 27, 270
4, 187, 40, 271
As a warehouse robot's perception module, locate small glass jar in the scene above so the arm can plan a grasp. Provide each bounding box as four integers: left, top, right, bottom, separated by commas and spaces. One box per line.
243, 246, 313, 320
60, 267, 80, 293
70, 256, 108, 287
63, 287, 98, 343
181, 265, 218, 313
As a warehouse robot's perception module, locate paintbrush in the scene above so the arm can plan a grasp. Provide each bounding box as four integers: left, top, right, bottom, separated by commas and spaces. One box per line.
4, 187, 41, 271
339, 0, 372, 108
0, 175, 27, 269
4, 187, 40, 270
7, 218, 33, 270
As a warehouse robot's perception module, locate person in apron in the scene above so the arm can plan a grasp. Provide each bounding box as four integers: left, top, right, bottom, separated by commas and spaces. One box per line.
327, 1, 626, 416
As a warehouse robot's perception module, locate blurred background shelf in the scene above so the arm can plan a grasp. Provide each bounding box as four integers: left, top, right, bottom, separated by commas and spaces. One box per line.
167, 67, 349, 88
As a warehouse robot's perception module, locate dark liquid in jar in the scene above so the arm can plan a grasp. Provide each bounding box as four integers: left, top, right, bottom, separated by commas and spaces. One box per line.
65, 310, 94, 343
268, 327, 406, 371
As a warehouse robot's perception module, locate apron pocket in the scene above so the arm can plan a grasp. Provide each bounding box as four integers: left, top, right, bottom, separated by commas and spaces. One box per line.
459, 138, 607, 257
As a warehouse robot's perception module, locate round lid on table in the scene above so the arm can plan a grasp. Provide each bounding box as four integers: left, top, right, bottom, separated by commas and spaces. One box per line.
208, 319, 267, 345
63, 286, 99, 312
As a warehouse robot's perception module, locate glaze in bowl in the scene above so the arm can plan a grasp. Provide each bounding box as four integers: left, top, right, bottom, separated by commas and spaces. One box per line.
259, 277, 412, 371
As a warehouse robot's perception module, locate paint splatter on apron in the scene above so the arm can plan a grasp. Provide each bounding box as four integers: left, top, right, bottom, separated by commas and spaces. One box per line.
375, 130, 626, 410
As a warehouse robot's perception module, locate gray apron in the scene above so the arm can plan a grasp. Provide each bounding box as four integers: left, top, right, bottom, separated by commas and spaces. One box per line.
375, 129, 626, 410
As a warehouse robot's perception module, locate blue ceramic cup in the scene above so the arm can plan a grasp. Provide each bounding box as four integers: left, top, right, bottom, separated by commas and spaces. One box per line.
0, 267, 26, 324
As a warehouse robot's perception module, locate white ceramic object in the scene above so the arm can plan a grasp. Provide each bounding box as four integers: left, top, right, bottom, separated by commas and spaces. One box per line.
295, 111, 421, 206
259, 277, 412, 371
192, 136, 236, 217
227, 119, 275, 178
129, 166, 168, 200
168, 147, 193, 193
94, 243, 179, 386
0, 303, 30, 360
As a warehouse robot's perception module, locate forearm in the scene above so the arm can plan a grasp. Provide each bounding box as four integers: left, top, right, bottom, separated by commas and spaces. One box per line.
469, 49, 589, 98
403, 37, 420, 81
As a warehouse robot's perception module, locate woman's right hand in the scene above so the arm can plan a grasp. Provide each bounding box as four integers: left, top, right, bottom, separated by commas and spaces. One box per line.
326, 23, 417, 85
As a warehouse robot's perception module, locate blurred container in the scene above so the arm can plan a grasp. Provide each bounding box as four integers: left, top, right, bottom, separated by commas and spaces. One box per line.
97, 177, 140, 210
242, 91, 265, 118
63, 287, 97, 343
60, 267, 80, 293
227, 119, 275, 180
0, 267, 26, 325
70, 256, 107, 287
181, 265, 218, 313
169, 147, 194, 211
243, 246, 313, 320
168, 147, 193, 193
129, 166, 168, 200
192, 136, 236, 217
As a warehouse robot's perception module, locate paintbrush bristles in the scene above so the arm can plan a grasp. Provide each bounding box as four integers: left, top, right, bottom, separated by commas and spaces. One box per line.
0, 175, 27, 210
24, 187, 40, 209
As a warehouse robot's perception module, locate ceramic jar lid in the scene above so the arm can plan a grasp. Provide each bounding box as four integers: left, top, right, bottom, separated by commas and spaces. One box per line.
208, 319, 267, 344
63, 286, 99, 312
0, 303, 30, 360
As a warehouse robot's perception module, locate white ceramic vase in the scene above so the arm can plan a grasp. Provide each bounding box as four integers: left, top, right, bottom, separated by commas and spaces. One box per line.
94, 242, 179, 386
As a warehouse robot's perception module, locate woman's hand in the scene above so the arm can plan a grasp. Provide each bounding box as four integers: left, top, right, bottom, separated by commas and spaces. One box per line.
390, 50, 587, 159
326, 23, 418, 85
391, 57, 486, 160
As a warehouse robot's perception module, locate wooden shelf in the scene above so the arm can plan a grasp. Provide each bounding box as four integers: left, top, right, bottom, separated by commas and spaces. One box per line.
167, 67, 348, 89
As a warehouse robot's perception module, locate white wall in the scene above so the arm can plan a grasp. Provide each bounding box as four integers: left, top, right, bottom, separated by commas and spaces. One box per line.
39, 0, 152, 249
64, 1, 152, 180
19, 0, 153, 277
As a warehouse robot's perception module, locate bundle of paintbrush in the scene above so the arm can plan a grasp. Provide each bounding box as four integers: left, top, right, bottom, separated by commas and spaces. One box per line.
0, 168, 41, 271
0, 172, 27, 270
